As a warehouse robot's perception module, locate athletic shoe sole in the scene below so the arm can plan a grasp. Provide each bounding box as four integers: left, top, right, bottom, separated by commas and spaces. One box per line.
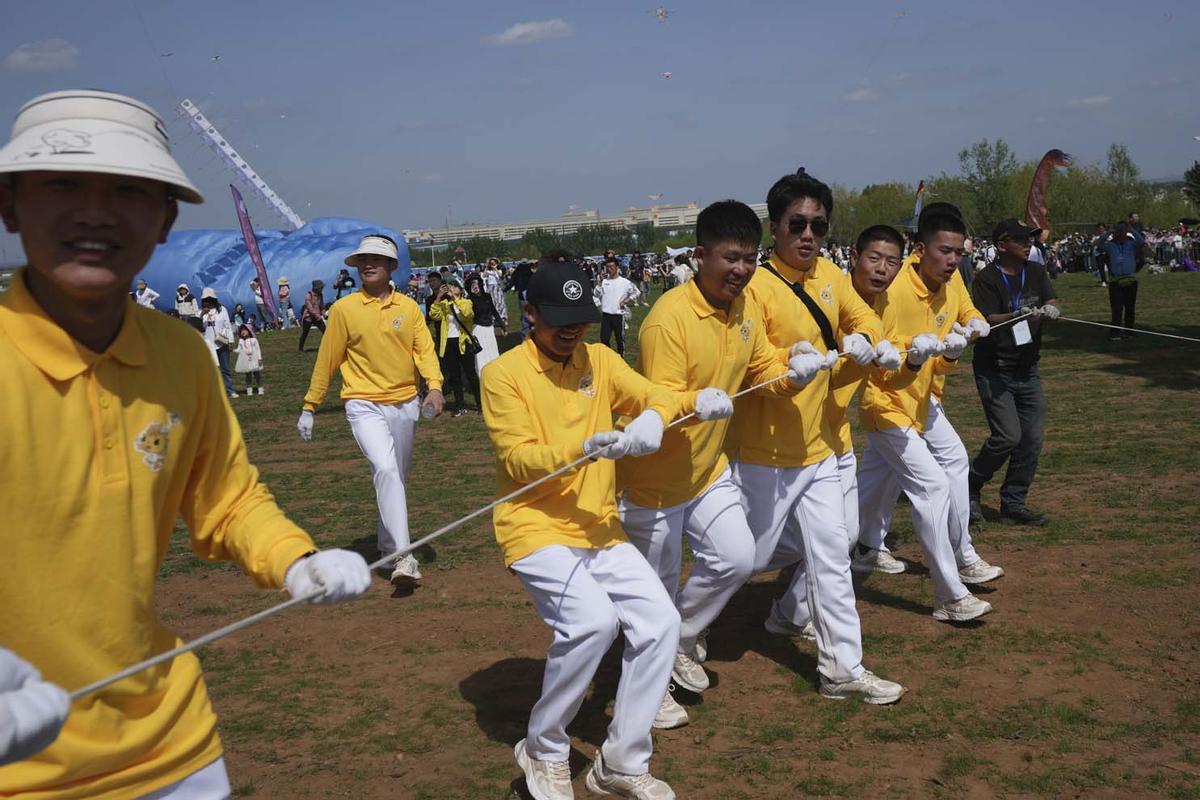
959, 566, 1004, 585
514, 740, 565, 800
671, 664, 708, 694
818, 686, 905, 705
932, 600, 993, 622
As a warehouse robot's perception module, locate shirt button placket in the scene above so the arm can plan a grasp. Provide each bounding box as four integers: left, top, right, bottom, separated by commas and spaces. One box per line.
95, 361, 127, 483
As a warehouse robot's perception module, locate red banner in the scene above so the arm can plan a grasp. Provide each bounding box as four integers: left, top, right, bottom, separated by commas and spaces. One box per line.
230, 184, 277, 321
1025, 150, 1073, 240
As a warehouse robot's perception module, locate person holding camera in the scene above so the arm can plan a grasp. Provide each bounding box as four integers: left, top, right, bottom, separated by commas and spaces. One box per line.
429, 279, 482, 416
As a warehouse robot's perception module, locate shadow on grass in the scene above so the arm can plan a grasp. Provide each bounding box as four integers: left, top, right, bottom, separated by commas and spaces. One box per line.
1044, 321, 1200, 391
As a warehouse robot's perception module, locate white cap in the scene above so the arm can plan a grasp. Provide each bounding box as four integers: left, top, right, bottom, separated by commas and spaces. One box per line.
0, 90, 203, 203
201, 287, 218, 301
345, 234, 398, 267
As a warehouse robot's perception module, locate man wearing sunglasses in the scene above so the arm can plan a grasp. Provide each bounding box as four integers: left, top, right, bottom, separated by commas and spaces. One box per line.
727, 170, 905, 704
967, 218, 1060, 527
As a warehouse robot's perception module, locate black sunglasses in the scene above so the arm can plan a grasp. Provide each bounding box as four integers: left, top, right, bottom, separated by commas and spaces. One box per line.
786, 216, 830, 237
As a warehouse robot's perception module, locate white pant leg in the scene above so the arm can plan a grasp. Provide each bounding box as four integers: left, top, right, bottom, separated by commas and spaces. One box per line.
836, 451, 859, 554
855, 440, 899, 552
775, 457, 864, 682
346, 398, 418, 555
864, 428, 969, 604
474, 325, 499, 375
924, 399, 980, 568
138, 757, 230, 799
731, 460, 806, 573
675, 472, 757, 652
512, 544, 678, 775
620, 497, 686, 604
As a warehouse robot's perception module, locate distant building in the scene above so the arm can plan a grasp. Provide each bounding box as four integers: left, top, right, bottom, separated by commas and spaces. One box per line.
402, 202, 769, 246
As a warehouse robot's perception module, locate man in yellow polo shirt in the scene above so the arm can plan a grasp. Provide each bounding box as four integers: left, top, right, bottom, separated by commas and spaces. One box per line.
618, 200, 823, 720
299, 234, 444, 585
857, 209, 999, 622
0, 89, 371, 798
729, 170, 905, 704
483, 257, 710, 800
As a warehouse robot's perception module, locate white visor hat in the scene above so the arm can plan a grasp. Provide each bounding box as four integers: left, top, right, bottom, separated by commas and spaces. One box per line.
345, 235, 398, 267
0, 89, 203, 204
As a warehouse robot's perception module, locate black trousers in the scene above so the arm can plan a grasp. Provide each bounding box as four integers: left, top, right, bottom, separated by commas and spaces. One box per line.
1108, 281, 1138, 330
600, 313, 625, 355
439, 339, 480, 408
298, 318, 326, 350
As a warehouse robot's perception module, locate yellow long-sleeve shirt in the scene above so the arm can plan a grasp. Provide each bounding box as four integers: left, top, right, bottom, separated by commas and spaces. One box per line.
482, 338, 695, 567
617, 281, 797, 508
727, 255, 883, 468
303, 289, 443, 411
0, 271, 317, 799
902, 253, 983, 398
428, 296, 475, 357
859, 262, 978, 434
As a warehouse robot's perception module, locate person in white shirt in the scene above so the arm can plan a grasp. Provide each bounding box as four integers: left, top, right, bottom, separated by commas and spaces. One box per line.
669, 257, 693, 288
133, 279, 160, 308
200, 288, 239, 400
174, 282, 199, 322
594, 256, 639, 355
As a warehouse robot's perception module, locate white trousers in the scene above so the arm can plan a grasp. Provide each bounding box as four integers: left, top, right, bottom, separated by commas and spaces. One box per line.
857, 422, 970, 605
857, 398, 979, 568
473, 324, 499, 375
732, 457, 864, 683
620, 470, 755, 653
345, 397, 419, 555
139, 757, 230, 799
511, 543, 679, 775
836, 451, 859, 553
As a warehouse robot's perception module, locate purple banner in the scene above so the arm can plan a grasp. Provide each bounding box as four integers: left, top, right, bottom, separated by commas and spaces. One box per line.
230, 184, 278, 322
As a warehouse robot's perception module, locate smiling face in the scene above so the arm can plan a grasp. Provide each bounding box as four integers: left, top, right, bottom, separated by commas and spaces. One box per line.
695, 239, 758, 310
916, 231, 967, 290
770, 197, 829, 272
0, 170, 177, 304
354, 254, 395, 292
851, 239, 903, 300
525, 303, 588, 361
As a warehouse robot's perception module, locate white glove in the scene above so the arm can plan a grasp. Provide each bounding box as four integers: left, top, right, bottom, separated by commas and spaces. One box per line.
0, 648, 70, 766
821, 349, 840, 369
965, 317, 991, 339
873, 340, 903, 370
694, 387, 734, 421
941, 331, 969, 360
1018, 304, 1040, 318
624, 409, 665, 457
787, 342, 827, 388
1040, 303, 1061, 320
583, 430, 631, 460
841, 333, 874, 366
907, 333, 943, 366
284, 549, 371, 605
297, 410, 314, 442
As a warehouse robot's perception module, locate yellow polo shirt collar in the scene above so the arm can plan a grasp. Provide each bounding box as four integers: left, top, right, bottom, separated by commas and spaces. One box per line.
1, 270, 147, 381
522, 335, 587, 375
684, 279, 722, 320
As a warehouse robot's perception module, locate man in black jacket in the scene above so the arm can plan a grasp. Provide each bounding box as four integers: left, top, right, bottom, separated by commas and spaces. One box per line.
967, 219, 1062, 526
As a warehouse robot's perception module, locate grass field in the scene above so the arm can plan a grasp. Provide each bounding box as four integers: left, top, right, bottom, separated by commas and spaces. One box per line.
157, 270, 1200, 798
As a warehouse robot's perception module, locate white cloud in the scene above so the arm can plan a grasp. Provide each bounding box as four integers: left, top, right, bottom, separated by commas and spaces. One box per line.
1068, 95, 1111, 109
484, 19, 573, 46
844, 86, 880, 103
1, 39, 80, 73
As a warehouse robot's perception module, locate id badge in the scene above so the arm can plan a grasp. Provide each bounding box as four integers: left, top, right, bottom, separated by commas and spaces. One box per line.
1012, 319, 1032, 346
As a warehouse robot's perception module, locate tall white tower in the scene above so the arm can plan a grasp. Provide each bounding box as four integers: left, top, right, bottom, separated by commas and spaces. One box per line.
177, 98, 305, 230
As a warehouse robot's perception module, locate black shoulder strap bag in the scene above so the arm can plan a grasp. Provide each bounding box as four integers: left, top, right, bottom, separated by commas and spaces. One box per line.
759, 260, 838, 352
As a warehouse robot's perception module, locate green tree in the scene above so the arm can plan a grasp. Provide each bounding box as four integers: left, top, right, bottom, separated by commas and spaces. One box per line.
1182, 161, 1200, 206
956, 138, 1018, 230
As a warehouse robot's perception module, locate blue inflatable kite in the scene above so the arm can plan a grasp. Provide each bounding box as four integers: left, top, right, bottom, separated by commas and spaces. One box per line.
138, 216, 411, 313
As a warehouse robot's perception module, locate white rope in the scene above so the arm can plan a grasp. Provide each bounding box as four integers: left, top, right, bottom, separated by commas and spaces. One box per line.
71, 318, 1034, 701
1058, 316, 1200, 344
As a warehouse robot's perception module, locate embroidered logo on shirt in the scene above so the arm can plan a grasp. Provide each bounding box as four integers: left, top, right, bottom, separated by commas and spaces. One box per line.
562, 280, 583, 301
739, 319, 753, 342
391, 314, 404, 331
819, 283, 834, 305
935, 311, 948, 329
578, 371, 596, 397
134, 414, 181, 472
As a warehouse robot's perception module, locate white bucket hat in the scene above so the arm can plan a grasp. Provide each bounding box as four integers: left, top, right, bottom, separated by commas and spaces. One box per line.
345, 234, 398, 267
0, 89, 203, 204
200, 287, 218, 301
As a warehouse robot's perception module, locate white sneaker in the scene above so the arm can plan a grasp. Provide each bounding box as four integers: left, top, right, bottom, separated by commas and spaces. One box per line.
671, 651, 709, 693
244, 387, 254, 396
585, 749, 674, 799
257, 387, 265, 395
932, 593, 993, 622
763, 602, 816, 641
390, 554, 423, 585
959, 559, 1004, 584
851, 548, 906, 574
692, 629, 708, 663
652, 690, 688, 729
819, 669, 905, 705
514, 739, 574, 800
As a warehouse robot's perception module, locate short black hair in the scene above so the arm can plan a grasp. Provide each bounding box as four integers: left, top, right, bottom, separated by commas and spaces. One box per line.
696, 199, 763, 251
855, 224, 905, 254
767, 170, 834, 223
917, 212, 967, 245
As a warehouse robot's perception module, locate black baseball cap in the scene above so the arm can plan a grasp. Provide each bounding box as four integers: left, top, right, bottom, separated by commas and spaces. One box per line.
525, 262, 602, 326
992, 218, 1042, 242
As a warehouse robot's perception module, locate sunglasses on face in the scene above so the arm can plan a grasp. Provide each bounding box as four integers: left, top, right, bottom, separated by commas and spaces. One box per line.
786, 216, 830, 237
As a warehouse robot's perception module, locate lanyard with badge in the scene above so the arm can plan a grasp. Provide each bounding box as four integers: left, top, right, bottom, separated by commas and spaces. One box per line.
1000, 267, 1033, 346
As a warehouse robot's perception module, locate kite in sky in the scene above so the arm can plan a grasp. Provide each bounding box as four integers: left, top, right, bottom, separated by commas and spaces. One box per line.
211, 55, 221, 62
654, 7, 671, 22
661, 71, 672, 79
567, 203, 581, 211
648, 193, 663, 201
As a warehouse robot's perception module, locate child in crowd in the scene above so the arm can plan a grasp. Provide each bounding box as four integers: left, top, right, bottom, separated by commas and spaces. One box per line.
235, 323, 264, 395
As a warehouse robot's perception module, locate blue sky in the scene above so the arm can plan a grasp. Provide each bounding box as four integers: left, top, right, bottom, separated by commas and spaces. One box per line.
2, 0, 1198, 258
